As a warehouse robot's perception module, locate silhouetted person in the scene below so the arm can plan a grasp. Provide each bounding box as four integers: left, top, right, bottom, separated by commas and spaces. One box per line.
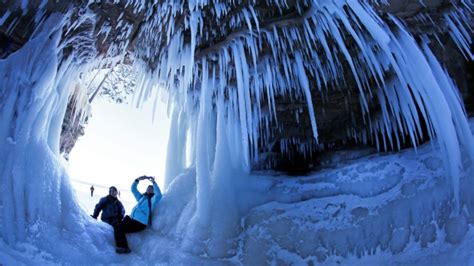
90, 185, 95, 197
91, 186, 125, 227
114, 176, 162, 254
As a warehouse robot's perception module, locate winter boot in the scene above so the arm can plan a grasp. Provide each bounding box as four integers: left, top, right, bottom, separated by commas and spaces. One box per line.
116, 247, 131, 254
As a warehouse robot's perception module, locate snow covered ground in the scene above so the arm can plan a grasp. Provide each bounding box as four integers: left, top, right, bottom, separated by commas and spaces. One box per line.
231, 119, 474, 265
0, 119, 473, 265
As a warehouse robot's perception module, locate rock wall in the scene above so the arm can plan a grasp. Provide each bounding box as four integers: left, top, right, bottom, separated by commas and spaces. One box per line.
261, 1, 473, 172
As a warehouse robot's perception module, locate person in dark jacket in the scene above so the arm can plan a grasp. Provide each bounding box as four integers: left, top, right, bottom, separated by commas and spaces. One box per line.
91, 186, 125, 227
114, 176, 162, 254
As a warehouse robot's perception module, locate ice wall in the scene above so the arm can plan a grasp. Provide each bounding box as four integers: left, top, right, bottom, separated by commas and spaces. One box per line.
0, 0, 473, 261
0, 13, 90, 246
0, 5, 131, 248
146, 0, 473, 256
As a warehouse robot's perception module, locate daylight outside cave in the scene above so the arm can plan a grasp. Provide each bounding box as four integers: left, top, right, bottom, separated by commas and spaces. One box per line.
67, 94, 171, 213
1, 0, 474, 265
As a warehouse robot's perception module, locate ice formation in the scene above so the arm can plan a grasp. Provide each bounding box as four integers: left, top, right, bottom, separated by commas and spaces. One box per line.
0, 0, 473, 262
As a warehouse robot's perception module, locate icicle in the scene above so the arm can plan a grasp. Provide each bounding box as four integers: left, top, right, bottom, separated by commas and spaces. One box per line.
444, 11, 474, 60
194, 57, 212, 225
231, 43, 251, 171
294, 52, 319, 141
164, 107, 181, 188
389, 18, 466, 211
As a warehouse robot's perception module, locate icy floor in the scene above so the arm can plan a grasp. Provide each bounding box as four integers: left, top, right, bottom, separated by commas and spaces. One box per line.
231, 119, 474, 265
237, 147, 474, 265
0, 119, 473, 265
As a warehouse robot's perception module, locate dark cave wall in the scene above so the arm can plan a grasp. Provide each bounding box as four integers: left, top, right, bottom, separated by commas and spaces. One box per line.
1, 1, 472, 170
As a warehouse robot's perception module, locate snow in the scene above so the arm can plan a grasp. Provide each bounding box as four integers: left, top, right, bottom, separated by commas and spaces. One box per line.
1, 119, 473, 264
1, 0, 474, 265
237, 134, 474, 264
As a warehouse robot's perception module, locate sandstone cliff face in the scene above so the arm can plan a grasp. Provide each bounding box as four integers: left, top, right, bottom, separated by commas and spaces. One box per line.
1, 1, 472, 169
262, 0, 473, 171
59, 98, 88, 159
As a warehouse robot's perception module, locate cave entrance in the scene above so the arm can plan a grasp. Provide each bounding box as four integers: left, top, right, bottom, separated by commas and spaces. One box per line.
66, 92, 171, 214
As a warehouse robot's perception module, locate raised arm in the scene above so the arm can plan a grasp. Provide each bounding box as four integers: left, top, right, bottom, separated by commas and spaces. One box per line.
131, 179, 142, 201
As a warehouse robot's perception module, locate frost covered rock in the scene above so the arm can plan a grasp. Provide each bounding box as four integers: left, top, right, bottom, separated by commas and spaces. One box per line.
59, 95, 89, 158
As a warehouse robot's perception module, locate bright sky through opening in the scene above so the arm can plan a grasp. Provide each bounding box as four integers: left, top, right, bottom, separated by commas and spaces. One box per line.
67, 96, 170, 211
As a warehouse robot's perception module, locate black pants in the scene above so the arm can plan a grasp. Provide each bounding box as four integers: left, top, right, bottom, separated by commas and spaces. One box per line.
114, 215, 146, 248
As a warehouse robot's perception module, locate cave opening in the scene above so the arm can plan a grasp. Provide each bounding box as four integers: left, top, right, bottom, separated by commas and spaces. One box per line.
66, 94, 171, 213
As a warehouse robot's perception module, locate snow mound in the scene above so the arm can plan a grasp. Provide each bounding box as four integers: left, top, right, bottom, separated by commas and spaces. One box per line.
233, 119, 474, 264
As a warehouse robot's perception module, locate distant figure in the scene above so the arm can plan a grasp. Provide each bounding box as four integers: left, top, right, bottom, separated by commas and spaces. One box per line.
114, 176, 162, 254
91, 186, 125, 227
90, 185, 95, 197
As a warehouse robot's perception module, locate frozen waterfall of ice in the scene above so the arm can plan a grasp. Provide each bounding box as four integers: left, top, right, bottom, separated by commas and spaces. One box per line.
0, 0, 473, 263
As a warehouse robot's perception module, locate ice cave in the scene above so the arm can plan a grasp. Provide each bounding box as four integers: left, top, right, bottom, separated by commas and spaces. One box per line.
0, 0, 473, 264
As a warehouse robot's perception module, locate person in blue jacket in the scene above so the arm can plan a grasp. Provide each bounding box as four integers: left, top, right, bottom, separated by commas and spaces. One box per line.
91, 186, 124, 226
114, 175, 162, 254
